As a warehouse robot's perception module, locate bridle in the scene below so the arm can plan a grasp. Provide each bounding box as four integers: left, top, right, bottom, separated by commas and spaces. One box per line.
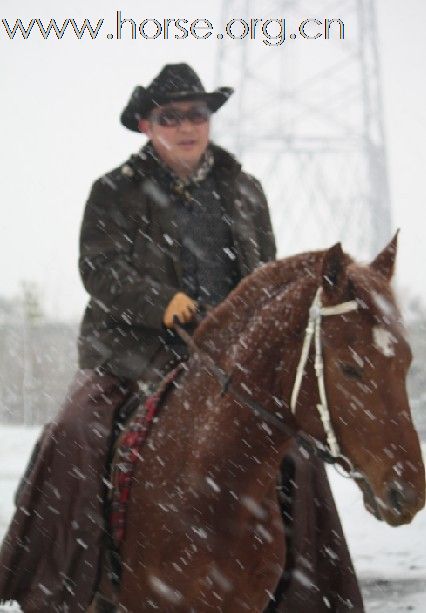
290, 287, 358, 461
173, 286, 360, 473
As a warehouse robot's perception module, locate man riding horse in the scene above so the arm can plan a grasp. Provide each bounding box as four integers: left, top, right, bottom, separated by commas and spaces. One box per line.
0, 63, 364, 611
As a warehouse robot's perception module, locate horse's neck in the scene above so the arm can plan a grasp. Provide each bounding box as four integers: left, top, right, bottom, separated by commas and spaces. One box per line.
173, 364, 290, 498
218, 274, 320, 410
176, 278, 320, 495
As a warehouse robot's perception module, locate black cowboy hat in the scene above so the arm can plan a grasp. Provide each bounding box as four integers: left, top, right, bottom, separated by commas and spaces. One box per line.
120, 63, 234, 132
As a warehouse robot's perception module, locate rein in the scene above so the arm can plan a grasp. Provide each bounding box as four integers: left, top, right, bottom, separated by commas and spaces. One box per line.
173, 287, 358, 470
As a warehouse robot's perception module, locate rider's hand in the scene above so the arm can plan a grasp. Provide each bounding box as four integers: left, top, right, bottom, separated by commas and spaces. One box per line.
163, 292, 197, 328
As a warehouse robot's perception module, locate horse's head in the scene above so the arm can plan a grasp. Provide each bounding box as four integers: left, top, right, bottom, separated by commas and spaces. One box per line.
296, 235, 425, 526
194, 235, 425, 526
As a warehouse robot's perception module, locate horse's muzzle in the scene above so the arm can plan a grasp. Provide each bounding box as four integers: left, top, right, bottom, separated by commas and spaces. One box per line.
383, 479, 423, 525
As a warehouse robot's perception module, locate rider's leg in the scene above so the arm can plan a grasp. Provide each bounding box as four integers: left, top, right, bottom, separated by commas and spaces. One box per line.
0, 368, 136, 613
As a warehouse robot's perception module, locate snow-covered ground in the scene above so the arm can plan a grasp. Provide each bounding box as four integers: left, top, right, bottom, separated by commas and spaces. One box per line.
0, 425, 425, 612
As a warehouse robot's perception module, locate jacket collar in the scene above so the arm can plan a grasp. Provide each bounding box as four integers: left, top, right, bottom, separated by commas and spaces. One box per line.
209, 142, 241, 178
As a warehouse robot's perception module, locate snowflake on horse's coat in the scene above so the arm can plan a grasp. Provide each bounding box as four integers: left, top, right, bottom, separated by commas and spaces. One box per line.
105, 236, 424, 613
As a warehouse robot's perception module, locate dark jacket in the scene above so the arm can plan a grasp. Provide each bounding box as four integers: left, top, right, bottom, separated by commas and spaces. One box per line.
78, 142, 276, 379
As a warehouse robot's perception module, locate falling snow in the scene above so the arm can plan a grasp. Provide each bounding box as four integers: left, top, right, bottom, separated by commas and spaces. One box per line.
0, 427, 425, 612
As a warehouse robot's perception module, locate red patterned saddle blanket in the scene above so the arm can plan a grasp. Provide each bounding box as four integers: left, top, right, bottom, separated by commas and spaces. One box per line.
110, 364, 184, 546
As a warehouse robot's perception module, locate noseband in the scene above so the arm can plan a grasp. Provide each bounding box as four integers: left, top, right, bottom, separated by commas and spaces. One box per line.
174, 286, 359, 469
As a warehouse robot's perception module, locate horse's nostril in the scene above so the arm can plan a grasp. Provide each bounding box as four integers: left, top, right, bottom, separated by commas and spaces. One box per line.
387, 480, 418, 514
388, 484, 404, 513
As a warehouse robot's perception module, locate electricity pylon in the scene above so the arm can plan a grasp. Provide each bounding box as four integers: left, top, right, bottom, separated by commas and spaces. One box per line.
214, 0, 391, 259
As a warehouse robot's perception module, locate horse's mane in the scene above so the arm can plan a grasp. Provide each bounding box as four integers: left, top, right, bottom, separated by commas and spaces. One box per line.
194, 250, 326, 359
194, 246, 399, 363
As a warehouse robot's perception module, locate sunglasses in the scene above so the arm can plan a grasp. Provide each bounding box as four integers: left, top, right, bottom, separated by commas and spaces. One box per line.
151, 105, 211, 127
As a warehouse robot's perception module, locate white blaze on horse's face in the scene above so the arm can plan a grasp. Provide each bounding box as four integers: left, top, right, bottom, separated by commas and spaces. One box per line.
372, 326, 397, 357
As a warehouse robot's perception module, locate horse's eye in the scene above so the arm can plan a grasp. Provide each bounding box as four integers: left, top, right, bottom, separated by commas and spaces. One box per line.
340, 362, 363, 380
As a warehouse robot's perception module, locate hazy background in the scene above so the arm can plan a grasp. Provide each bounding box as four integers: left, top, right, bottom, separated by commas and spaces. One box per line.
1, 0, 425, 321
1, 4, 425, 608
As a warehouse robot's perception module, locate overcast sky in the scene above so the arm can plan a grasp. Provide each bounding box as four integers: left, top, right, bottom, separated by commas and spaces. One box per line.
1, 0, 425, 320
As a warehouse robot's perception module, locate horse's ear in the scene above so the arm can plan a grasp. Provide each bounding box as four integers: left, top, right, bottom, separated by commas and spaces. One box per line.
322, 242, 345, 294
370, 231, 398, 281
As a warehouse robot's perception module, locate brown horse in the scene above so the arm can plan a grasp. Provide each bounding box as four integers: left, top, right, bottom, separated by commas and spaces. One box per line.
115, 236, 425, 612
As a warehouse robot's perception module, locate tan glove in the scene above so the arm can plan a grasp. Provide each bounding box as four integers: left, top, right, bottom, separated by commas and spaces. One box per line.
163, 292, 197, 328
